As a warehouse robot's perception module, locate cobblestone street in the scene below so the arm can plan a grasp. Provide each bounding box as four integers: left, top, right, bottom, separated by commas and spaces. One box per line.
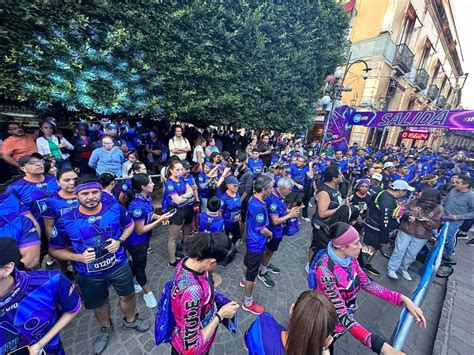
60, 214, 442, 354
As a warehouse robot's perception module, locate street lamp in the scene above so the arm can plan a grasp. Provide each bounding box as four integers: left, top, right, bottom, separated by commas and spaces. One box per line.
319, 55, 372, 153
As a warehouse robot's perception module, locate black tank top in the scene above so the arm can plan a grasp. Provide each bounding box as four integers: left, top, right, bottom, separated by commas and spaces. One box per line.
315, 184, 342, 222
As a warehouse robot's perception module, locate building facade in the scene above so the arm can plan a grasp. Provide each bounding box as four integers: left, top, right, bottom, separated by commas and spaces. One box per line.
340, 0, 465, 149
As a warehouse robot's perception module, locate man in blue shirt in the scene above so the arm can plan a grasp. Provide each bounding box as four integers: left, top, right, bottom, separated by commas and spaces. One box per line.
247, 149, 264, 179
258, 177, 299, 288
286, 156, 314, 209
48, 175, 150, 354
241, 175, 273, 315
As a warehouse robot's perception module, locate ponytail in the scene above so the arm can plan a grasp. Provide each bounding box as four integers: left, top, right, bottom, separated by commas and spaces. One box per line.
124, 173, 150, 208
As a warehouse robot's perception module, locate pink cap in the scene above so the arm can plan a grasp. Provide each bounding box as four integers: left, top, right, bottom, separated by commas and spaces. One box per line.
332, 225, 359, 247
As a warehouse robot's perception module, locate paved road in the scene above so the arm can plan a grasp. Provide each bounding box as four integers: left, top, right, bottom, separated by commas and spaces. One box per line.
61, 216, 439, 354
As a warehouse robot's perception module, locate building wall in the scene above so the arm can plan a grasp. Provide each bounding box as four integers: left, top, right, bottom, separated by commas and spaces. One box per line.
341, 0, 464, 149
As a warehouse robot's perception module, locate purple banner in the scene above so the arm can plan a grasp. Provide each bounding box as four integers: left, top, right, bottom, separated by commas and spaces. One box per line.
321, 106, 353, 153
348, 108, 474, 131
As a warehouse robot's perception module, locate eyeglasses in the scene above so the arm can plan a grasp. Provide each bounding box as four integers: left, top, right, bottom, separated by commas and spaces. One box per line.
103, 142, 114, 146
8, 126, 21, 131
26, 159, 44, 165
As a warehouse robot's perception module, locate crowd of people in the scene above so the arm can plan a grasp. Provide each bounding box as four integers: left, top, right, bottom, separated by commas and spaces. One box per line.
1, 118, 473, 354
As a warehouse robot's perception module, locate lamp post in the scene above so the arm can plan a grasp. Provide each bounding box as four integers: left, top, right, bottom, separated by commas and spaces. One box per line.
320, 53, 371, 153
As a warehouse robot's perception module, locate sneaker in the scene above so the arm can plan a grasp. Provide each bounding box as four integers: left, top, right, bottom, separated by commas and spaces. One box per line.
301, 217, 310, 223
242, 300, 265, 315
220, 259, 230, 268
235, 239, 244, 248
121, 314, 151, 332
467, 239, 474, 246
364, 264, 380, 277
168, 260, 180, 268
267, 263, 281, 275
456, 231, 469, 240
93, 323, 113, 354
143, 291, 158, 308
46, 256, 56, 266
442, 255, 457, 265
387, 270, 399, 279
147, 246, 154, 254
400, 270, 412, 281
305, 263, 310, 274
134, 283, 143, 294
257, 272, 275, 288
239, 279, 256, 287
175, 250, 185, 258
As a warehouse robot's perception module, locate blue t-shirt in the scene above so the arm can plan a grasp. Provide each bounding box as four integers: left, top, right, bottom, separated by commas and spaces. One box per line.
220, 191, 242, 228
197, 172, 212, 198
248, 158, 264, 178
198, 212, 224, 233
162, 177, 191, 212
0, 193, 28, 217
0, 214, 40, 249
121, 178, 132, 194
50, 202, 133, 277
43, 191, 79, 220
288, 164, 308, 191
246, 196, 269, 253
126, 194, 155, 246
6, 176, 59, 226
266, 190, 286, 238
0, 269, 80, 354
101, 191, 118, 207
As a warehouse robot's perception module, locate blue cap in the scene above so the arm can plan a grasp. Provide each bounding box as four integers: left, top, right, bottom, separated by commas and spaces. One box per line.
225, 176, 240, 186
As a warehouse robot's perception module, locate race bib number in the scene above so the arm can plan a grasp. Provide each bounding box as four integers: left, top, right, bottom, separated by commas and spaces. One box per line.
230, 210, 241, 222
86, 253, 117, 273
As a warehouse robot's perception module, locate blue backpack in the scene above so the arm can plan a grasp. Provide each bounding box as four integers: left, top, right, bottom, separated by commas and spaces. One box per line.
244, 312, 286, 355
154, 280, 175, 345
307, 248, 327, 290
284, 217, 299, 236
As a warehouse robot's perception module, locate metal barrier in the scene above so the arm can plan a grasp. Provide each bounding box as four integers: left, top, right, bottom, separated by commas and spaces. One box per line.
390, 223, 448, 349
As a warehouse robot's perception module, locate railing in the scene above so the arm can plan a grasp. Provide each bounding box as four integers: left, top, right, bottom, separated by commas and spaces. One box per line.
393, 44, 414, 74
437, 96, 447, 109
415, 69, 429, 90
428, 85, 440, 101
391, 223, 448, 350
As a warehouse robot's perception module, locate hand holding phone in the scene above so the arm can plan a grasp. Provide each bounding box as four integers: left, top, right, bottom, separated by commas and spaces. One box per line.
165, 208, 178, 217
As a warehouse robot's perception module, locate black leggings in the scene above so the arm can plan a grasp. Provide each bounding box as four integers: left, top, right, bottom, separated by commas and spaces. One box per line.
125, 241, 149, 286
225, 223, 241, 244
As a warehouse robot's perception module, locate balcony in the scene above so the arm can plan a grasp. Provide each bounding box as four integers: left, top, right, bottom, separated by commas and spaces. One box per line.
427, 85, 440, 101
414, 69, 429, 90
393, 44, 414, 75
437, 96, 447, 108
445, 103, 452, 110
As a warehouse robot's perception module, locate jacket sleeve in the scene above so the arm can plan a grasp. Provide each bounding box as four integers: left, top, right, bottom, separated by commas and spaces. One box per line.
36, 137, 50, 156
316, 266, 386, 353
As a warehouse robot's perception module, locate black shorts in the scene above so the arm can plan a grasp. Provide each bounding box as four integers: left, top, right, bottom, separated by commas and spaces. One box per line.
266, 237, 282, 252
364, 228, 383, 250
286, 191, 303, 204
76, 262, 135, 309
169, 205, 194, 225
243, 250, 263, 282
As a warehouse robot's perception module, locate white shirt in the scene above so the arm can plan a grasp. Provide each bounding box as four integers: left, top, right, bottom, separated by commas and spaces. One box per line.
168, 136, 190, 160
36, 135, 74, 160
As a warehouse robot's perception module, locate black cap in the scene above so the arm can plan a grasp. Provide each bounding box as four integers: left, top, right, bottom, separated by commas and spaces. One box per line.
0, 238, 21, 266
18, 153, 44, 167
181, 160, 192, 169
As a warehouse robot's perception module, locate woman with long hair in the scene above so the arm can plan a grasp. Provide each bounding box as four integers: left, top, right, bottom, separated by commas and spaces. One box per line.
119, 161, 147, 204
192, 136, 207, 171
162, 160, 195, 267
245, 290, 337, 355
99, 172, 118, 206
387, 187, 443, 281
313, 222, 426, 354
170, 232, 239, 354
36, 119, 74, 171
220, 176, 243, 247
124, 173, 172, 307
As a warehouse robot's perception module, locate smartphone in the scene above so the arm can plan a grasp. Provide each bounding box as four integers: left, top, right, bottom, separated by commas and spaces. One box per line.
8, 346, 30, 355
166, 208, 178, 217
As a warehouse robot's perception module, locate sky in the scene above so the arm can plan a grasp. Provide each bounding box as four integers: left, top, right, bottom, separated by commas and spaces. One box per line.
451, 0, 474, 108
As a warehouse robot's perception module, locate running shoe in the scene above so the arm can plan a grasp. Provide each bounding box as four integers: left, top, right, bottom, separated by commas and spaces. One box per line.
134, 283, 143, 294
305, 263, 310, 274
387, 270, 399, 279
442, 255, 457, 265
364, 264, 380, 277
168, 260, 180, 268
267, 263, 281, 275
257, 272, 275, 288
143, 291, 158, 308
235, 239, 244, 248
301, 217, 310, 223
456, 231, 469, 240
242, 300, 265, 315
467, 239, 474, 246
93, 323, 114, 354
147, 246, 154, 254
400, 270, 412, 281
121, 313, 151, 332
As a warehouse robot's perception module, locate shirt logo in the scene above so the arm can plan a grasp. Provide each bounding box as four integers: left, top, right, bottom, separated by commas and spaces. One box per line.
270, 203, 277, 212
67, 199, 75, 204
256, 213, 265, 222
122, 184, 128, 190
51, 228, 58, 238
167, 184, 174, 191
133, 209, 142, 218
88, 216, 97, 223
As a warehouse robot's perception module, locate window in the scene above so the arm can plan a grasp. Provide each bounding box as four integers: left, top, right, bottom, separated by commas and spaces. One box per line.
399, 5, 416, 45
418, 40, 431, 70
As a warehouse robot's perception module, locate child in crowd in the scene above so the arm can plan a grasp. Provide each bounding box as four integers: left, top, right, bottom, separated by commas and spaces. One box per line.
198, 197, 224, 233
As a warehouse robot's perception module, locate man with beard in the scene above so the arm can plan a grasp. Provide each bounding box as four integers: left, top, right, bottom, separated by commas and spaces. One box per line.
2, 122, 38, 168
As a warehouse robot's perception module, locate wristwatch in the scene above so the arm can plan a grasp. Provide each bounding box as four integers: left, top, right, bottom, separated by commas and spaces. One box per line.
118, 239, 125, 246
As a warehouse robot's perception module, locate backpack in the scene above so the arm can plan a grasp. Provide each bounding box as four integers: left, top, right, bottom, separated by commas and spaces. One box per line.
154, 279, 175, 345
244, 312, 286, 355
284, 217, 299, 236
307, 248, 327, 290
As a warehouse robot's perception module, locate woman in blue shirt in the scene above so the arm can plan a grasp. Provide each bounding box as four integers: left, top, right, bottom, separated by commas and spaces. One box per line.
220, 176, 242, 246
88, 136, 125, 177
124, 173, 172, 308
162, 160, 195, 267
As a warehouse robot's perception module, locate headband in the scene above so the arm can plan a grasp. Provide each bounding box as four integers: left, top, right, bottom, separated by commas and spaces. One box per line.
332, 225, 359, 248
74, 182, 102, 193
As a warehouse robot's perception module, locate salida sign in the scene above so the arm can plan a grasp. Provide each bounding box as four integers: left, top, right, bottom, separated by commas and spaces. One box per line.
400, 129, 430, 141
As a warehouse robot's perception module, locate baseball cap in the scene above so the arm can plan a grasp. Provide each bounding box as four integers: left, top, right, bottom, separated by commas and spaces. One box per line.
106, 123, 118, 130
390, 180, 415, 191
0, 238, 21, 266
383, 162, 394, 169
225, 176, 240, 185
181, 160, 192, 169
18, 153, 44, 167
371, 173, 383, 181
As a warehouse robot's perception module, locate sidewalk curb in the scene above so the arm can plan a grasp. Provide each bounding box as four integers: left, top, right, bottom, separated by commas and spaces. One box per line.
432, 278, 456, 355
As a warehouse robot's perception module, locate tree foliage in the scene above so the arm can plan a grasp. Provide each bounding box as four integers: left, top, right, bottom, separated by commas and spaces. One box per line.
0, 0, 349, 130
